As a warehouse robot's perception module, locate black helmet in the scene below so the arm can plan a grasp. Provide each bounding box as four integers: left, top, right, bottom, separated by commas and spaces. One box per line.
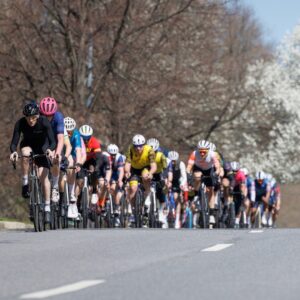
23, 103, 39, 117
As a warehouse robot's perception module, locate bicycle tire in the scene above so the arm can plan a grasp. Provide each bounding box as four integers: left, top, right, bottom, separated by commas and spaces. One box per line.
254, 205, 262, 228
228, 202, 235, 228
30, 181, 39, 232
135, 189, 143, 228
120, 193, 127, 228
149, 192, 156, 228
61, 182, 69, 229
199, 188, 208, 229
34, 180, 45, 232
81, 187, 89, 229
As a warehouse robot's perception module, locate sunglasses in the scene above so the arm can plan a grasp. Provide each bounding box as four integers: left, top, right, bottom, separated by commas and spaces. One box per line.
134, 144, 144, 149
199, 149, 208, 154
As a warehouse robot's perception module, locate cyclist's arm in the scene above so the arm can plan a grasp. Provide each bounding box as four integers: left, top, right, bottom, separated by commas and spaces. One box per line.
213, 155, 221, 175
117, 156, 125, 181
186, 152, 195, 174
104, 156, 112, 183
64, 136, 72, 158
148, 148, 157, 175
250, 181, 256, 202
55, 133, 64, 156
180, 161, 187, 186
43, 118, 56, 152
10, 119, 21, 153
75, 147, 82, 165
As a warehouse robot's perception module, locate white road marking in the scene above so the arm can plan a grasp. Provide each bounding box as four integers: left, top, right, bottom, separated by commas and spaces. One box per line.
20, 280, 105, 299
249, 230, 264, 233
202, 243, 233, 252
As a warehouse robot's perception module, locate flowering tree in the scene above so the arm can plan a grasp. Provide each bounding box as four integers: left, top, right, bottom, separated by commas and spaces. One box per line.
239, 24, 300, 182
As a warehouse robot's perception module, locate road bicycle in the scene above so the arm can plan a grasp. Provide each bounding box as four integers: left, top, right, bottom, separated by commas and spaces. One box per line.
12, 153, 48, 232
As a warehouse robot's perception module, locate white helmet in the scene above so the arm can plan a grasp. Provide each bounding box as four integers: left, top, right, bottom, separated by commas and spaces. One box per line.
107, 144, 119, 155
147, 138, 160, 151
79, 124, 93, 137
240, 167, 249, 176
256, 171, 266, 180
132, 134, 145, 146
231, 161, 240, 172
168, 151, 179, 161
210, 143, 216, 151
197, 140, 210, 150
64, 117, 76, 131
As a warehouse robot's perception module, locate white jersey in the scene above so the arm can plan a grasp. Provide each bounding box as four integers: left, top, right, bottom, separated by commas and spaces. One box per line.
188, 150, 218, 170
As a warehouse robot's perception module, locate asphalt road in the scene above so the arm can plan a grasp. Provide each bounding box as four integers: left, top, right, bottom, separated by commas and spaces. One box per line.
0, 228, 299, 300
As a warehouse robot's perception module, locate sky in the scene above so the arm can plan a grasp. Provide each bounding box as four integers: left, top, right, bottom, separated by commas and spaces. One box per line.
243, 0, 300, 45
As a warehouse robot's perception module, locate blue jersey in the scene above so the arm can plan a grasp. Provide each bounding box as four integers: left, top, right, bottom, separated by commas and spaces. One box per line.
111, 153, 125, 181
255, 179, 270, 201
70, 129, 82, 158
50, 111, 65, 139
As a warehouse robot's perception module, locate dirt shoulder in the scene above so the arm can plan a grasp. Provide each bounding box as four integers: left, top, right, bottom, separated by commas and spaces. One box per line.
277, 183, 300, 228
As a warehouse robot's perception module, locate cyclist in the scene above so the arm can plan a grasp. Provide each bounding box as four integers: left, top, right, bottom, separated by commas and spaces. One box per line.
146, 138, 168, 227
64, 117, 85, 218
9, 102, 56, 222
107, 144, 125, 227
124, 134, 157, 226
186, 140, 221, 226
268, 176, 281, 227
39, 97, 65, 203
240, 167, 255, 226
167, 151, 188, 229
78, 125, 101, 204
251, 171, 271, 227
230, 162, 248, 228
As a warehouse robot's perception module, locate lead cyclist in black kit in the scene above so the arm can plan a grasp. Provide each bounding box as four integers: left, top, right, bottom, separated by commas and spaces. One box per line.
9, 102, 56, 223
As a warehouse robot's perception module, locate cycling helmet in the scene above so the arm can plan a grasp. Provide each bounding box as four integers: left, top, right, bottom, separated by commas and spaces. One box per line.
240, 167, 249, 176
107, 144, 119, 155
256, 171, 266, 180
39, 97, 57, 116
168, 151, 179, 161
64, 117, 76, 131
147, 138, 160, 151
23, 102, 39, 117
132, 134, 145, 146
79, 125, 93, 138
197, 140, 210, 150
231, 161, 240, 172
210, 143, 216, 151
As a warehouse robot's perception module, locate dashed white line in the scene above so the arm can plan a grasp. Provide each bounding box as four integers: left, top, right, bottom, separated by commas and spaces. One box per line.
249, 230, 264, 233
202, 243, 233, 252
20, 279, 105, 299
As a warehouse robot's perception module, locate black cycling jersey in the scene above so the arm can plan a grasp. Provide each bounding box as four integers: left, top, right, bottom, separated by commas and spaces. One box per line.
10, 116, 56, 153
80, 152, 111, 179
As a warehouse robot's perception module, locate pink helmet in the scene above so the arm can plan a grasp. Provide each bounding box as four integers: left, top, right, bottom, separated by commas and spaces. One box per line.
39, 97, 57, 116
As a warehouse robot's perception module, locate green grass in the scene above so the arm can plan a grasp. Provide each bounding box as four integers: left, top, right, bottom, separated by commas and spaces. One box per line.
0, 217, 19, 222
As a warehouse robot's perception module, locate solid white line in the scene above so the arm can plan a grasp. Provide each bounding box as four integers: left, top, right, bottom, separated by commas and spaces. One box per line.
249, 230, 264, 233
20, 280, 105, 299
202, 243, 233, 252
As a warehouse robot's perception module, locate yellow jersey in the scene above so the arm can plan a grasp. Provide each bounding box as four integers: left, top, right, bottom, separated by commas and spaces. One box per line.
125, 144, 155, 170
154, 151, 167, 174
